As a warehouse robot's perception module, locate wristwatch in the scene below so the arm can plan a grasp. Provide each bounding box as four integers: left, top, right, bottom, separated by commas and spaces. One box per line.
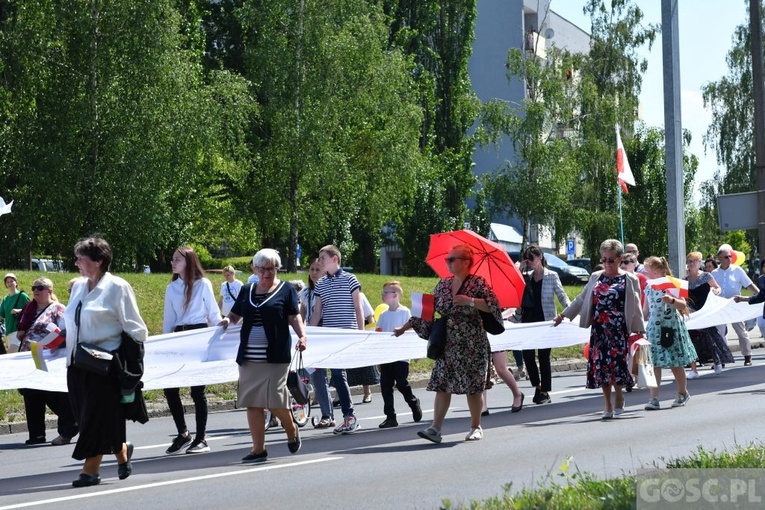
470, 298, 475, 308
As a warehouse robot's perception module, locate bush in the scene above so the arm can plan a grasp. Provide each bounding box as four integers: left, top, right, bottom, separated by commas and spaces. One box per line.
189, 243, 214, 268
209, 256, 253, 273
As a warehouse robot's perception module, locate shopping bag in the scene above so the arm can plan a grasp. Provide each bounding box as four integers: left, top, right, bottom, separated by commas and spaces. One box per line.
636, 344, 658, 388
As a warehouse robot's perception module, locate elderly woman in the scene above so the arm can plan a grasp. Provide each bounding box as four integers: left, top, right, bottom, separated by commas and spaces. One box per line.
403, 244, 502, 443
642, 256, 697, 409
65, 237, 148, 487
554, 239, 645, 419
1, 272, 31, 353
219, 249, 307, 463
16, 278, 77, 446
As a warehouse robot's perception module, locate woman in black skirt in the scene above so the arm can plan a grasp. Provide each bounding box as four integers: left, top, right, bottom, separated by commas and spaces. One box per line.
64, 237, 148, 487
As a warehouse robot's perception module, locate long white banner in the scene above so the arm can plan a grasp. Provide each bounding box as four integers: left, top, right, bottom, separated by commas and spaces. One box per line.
0, 295, 760, 392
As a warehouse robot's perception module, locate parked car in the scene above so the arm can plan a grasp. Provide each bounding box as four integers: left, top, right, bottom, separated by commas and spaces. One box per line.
567, 258, 591, 273
508, 251, 589, 285
28, 258, 65, 272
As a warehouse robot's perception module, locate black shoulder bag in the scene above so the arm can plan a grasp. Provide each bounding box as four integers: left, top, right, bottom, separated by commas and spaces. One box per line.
659, 302, 676, 349
287, 350, 310, 405
73, 301, 115, 376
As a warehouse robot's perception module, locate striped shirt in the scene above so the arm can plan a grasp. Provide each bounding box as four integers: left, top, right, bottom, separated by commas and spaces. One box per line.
314, 269, 361, 329
243, 292, 267, 361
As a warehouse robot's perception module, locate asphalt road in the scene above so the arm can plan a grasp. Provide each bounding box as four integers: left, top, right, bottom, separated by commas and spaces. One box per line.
1, 355, 763, 510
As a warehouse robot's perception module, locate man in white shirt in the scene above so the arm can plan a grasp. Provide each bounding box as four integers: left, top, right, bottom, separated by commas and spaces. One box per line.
625, 243, 647, 274
711, 245, 760, 366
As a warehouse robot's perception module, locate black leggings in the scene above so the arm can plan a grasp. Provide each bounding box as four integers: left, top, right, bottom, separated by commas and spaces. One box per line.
164, 386, 207, 438
165, 323, 209, 438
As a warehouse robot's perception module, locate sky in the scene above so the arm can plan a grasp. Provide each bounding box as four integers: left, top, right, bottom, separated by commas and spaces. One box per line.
551, 0, 749, 202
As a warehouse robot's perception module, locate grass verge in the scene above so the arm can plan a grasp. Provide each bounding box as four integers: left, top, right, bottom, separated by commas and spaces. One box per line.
442, 442, 765, 509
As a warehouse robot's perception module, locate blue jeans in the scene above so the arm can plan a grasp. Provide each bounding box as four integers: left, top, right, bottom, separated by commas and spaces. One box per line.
311, 368, 353, 418
310, 369, 333, 419
331, 369, 354, 417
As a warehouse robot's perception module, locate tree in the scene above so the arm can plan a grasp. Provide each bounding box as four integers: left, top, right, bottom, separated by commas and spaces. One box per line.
619, 125, 697, 258
239, 0, 424, 271
0, 0, 255, 269
480, 42, 580, 248
572, 0, 658, 260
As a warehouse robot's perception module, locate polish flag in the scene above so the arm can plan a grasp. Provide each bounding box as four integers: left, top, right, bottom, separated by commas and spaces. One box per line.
411, 292, 435, 321
616, 125, 635, 193
647, 276, 689, 299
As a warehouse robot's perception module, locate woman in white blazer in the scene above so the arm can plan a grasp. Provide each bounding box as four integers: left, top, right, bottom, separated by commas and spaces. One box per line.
513, 245, 571, 405
554, 239, 645, 419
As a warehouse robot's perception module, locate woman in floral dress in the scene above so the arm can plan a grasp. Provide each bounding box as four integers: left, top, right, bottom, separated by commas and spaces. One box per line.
643, 256, 697, 410
554, 239, 645, 419
404, 244, 503, 443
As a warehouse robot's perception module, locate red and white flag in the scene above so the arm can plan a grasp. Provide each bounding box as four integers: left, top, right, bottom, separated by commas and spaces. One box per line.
410, 292, 435, 322
616, 125, 635, 194
647, 276, 689, 299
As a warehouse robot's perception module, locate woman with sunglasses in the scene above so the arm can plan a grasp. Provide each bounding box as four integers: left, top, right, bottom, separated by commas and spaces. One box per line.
554, 239, 645, 419
16, 278, 77, 446
404, 244, 504, 443
511, 245, 570, 405
162, 245, 222, 455
65, 236, 148, 487
686, 251, 732, 378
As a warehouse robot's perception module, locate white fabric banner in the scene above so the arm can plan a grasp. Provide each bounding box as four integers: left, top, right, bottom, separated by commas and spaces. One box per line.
0, 294, 761, 392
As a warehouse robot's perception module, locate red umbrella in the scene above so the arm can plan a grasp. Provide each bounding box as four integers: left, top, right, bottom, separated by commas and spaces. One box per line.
425, 229, 525, 308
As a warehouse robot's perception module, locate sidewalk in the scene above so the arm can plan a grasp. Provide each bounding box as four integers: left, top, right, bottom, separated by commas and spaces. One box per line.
2, 327, 761, 436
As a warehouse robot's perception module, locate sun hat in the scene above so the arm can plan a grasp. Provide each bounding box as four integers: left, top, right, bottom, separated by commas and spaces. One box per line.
3, 273, 17, 283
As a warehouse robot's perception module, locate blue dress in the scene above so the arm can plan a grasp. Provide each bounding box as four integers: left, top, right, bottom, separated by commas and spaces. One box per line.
586, 274, 633, 389
645, 287, 697, 368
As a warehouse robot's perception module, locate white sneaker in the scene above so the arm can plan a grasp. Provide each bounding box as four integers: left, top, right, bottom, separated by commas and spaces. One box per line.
332, 415, 360, 435
714, 363, 722, 375
687, 370, 699, 379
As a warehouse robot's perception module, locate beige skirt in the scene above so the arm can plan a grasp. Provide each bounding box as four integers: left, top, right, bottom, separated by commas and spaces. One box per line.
237, 362, 291, 409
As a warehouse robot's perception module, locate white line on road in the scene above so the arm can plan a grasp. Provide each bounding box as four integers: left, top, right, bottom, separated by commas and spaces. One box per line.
0, 457, 341, 510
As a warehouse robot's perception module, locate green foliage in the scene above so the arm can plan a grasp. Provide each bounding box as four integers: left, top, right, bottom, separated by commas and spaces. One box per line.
482, 44, 580, 248
572, 0, 658, 260
702, 16, 757, 194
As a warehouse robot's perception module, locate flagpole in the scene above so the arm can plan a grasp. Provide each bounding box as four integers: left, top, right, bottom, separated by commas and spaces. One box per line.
618, 182, 625, 247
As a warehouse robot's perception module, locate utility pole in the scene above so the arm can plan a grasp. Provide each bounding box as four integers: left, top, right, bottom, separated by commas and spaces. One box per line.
661, 0, 686, 277
750, 0, 765, 260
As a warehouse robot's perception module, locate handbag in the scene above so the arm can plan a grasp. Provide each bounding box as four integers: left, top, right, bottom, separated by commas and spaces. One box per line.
659, 303, 675, 348
427, 317, 447, 360
287, 350, 310, 405
636, 344, 658, 388
480, 311, 505, 335
72, 301, 115, 376
74, 342, 114, 376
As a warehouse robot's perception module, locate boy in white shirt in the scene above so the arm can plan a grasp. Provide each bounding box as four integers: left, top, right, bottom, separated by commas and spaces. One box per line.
377, 281, 422, 428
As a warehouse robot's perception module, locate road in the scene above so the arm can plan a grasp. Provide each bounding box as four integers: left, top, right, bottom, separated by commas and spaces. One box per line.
0, 356, 763, 510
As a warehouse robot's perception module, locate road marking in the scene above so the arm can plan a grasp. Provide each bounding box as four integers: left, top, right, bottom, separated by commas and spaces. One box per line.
0, 457, 341, 510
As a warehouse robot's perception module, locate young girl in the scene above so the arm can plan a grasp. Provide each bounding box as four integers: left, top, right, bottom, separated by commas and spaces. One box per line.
218, 265, 243, 317
163, 246, 222, 454
643, 256, 697, 410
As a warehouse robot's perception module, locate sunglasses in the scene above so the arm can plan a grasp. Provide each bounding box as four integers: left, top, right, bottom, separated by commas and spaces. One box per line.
620, 260, 635, 265
600, 257, 618, 264
523, 255, 535, 261
31, 285, 50, 291
444, 257, 467, 264
721, 255, 732, 259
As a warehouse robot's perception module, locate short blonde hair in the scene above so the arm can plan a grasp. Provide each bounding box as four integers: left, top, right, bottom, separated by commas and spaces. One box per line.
33, 277, 58, 301
383, 280, 403, 293
223, 265, 235, 275
686, 251, 703, 262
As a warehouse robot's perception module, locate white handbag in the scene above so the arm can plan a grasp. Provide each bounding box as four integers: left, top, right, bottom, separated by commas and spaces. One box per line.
636, 344, 658, 388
